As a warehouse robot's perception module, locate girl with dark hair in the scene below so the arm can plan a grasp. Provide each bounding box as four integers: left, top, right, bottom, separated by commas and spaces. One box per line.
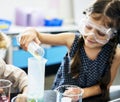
19, 0, 120, 101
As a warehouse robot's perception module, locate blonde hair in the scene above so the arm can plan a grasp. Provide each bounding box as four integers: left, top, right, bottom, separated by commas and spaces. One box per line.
0, 32, 11, 49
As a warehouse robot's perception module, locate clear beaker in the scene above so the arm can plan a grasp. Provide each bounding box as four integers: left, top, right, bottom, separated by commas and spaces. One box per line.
16, 35, 45, 59
55, 85, 84, 102
11, 96, 16, 102
28, 57, 47, 102
0, 79, 12, 102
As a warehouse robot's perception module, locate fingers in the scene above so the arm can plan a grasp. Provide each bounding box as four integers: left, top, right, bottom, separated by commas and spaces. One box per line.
0, 88, 3, 93
34, 38, 41, 45
19, 28, 39, 51
20, 35, 30, 51
64, 87, 81, 95
63, 87, 81, 102
15, 94, 27, 102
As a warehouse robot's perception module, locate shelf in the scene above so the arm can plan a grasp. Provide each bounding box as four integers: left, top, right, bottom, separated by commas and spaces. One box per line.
6, 24, 78, 35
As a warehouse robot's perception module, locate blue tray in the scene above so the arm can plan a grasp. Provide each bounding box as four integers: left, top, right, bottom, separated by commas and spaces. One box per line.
0, 19, 12, 31
44, 18, 63, 26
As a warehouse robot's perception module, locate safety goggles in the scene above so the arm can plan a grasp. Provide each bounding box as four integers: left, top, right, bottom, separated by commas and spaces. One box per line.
78, 17, 117, 44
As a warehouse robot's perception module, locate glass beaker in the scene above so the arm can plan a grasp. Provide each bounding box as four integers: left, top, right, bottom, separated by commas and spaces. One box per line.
28, 57, 47, 102
16, 35, 45, 59
0, 79, 12, 102
11, 96, 16, 102
55, 85, 84, 102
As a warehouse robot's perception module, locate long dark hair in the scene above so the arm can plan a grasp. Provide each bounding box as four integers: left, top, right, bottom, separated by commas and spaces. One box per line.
70, 0, 120, 100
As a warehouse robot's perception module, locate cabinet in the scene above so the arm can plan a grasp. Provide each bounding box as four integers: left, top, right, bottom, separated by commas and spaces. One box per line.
7, 25, 78, 68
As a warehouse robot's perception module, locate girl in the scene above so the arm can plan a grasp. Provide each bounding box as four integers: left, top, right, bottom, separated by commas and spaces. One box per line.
19, 0, 120, 101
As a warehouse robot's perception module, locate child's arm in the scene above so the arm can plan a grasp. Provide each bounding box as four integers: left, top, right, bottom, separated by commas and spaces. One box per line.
19, 28, 75, 51
83, 85, 101, 98
0, 58, 28, 93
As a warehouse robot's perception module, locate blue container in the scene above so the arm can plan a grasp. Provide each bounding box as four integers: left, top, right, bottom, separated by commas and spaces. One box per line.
0, 19, 12, 31
44, 18, 63, 26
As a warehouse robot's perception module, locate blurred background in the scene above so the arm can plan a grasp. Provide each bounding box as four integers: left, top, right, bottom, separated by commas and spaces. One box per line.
0, 0, 93, 26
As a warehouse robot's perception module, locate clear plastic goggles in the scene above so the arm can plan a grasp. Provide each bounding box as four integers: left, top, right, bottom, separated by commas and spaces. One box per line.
78, 18, 116, 44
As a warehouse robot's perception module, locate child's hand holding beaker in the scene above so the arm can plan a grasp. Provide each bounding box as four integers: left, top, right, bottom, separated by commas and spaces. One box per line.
11, 94, 27, 102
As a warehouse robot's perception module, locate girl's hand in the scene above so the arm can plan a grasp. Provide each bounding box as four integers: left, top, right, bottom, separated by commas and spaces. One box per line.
20, 27, 41, 51
63, 87, 82, 101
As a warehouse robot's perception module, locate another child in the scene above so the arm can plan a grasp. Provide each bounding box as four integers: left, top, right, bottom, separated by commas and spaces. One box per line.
0, 32, 28, 101
0, 58, 28, 100
19, 0, 120, 101
0, 32, 10, 59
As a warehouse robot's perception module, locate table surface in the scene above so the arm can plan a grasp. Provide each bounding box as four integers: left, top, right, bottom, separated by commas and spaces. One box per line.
6, 25, 78, 35
10, 89, 120, 102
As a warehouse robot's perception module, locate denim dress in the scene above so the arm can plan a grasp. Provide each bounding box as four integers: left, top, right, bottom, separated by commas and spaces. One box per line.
52, 34, 112, 90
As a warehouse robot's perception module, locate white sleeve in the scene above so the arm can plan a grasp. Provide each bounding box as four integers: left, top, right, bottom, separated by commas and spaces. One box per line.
0, 58, 28, 92
0, 49, 7, 59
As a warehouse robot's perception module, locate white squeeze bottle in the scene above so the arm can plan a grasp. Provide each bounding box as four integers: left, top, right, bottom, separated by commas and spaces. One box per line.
16, 35, 45, 59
